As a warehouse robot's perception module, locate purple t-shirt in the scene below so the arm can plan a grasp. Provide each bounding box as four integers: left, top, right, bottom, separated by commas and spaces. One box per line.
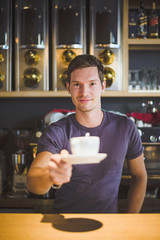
37, 111, 143, 213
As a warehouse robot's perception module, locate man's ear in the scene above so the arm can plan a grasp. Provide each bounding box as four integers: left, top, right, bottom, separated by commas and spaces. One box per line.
66, 82, 71, 94
102, 81, 106, 92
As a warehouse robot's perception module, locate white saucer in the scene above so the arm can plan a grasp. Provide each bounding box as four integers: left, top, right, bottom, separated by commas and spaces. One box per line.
61, 153, 107, 165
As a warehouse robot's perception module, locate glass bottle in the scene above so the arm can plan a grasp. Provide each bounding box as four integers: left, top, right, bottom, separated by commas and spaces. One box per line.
137, 2, 148, 39
148, 2, 159, 38
29, 119, 45, 160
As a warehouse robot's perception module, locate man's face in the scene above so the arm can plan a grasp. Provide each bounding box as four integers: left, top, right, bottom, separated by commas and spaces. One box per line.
66, 67, 105, 113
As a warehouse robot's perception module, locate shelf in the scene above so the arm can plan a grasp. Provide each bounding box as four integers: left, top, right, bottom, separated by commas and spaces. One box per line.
128, 39, 160, 45
0, 90, 160, 98
0, 91, 71, 98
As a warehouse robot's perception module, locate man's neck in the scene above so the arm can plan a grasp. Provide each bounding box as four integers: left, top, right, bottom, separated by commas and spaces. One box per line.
75, 109, 104, 128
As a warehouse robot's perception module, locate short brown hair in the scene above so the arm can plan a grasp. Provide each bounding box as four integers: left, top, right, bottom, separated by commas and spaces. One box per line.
67, 54, 104, 85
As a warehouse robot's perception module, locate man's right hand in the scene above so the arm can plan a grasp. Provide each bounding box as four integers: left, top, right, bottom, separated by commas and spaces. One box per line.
48, 149, 73, 186
27, 150, 72, 195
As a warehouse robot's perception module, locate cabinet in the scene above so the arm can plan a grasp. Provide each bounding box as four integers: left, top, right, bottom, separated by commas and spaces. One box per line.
122, 0, 160, 97
0, 0, 160, 97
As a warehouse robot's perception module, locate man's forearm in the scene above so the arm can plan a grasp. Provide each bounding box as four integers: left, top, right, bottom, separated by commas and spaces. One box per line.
27, 166, 53, 195
126, 175, 147, 213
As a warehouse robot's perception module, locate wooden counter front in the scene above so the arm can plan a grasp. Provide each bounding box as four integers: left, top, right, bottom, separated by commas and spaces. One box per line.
0, 213, 160, 240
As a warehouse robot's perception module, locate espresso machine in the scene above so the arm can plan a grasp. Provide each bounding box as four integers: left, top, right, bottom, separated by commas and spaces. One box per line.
10, 129, 32, 197
15, 0, 49, 91
0, 129, 8, 194
51, 0, 86, 90
0, 0, 12, 92
89, 0, 122, 90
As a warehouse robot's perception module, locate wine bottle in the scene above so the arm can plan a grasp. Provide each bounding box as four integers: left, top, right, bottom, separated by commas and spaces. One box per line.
148, 2, 159, 38
137, 2, 148, 39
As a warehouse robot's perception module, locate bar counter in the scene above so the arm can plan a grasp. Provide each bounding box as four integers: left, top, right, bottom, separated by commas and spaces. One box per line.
0, 213, 160, 240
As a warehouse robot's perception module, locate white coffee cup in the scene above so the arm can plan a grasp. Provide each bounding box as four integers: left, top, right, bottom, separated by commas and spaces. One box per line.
70, 133, 100, 156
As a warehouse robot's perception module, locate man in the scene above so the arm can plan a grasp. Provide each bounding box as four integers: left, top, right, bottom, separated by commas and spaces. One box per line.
27, 54, 147, 213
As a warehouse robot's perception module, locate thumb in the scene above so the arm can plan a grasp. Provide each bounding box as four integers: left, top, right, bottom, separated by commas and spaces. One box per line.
60, 149, 69, 156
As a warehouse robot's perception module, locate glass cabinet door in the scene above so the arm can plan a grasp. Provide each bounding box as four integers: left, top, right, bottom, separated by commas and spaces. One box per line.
90, 0, 122, 91
15, 0, 49, 91
128, 0, 160, 92
52, 0, 86, 91
0, 0, 12, 92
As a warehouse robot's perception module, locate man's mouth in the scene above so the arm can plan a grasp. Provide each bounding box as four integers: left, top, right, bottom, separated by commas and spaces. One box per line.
78, 98, 92, 103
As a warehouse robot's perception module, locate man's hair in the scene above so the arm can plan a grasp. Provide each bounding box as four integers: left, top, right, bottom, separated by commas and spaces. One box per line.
67, 54, 104, 85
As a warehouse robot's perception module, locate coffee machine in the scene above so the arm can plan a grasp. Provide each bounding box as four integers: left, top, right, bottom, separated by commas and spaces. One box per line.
10, 129, 32, 197
0, 129, 8, 194
12, 151, 28, 196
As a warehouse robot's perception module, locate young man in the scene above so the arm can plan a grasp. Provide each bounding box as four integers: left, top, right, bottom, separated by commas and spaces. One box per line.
27, 54, 147, 213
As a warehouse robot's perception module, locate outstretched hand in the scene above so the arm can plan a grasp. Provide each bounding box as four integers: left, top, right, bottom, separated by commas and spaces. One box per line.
48, 149, 73, 186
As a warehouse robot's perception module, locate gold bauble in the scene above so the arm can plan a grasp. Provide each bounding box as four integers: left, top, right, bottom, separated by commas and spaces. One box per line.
62, 50, 76, 65
59, 69, 68, 88
0, 54, 4, 64
0, 71, 5, 89
103, 67, 115, 88
24, 50, 40, 65
23, 68, 42, 88
99, 49, 114, 65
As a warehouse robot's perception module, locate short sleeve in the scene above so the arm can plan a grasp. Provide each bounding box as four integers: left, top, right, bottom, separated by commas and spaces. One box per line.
125, 119, 144, 160
36, 124, 65, 155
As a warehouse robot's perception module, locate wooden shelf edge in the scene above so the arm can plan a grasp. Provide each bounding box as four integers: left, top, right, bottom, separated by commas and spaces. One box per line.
0, 90, 159, 98
128, 39, 160, 45
0, 91, 71, 98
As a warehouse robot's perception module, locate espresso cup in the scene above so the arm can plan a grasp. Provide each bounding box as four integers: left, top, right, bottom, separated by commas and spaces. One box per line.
70, 134, 100, 156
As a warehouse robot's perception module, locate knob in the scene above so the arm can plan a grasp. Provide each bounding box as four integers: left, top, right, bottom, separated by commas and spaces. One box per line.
59, 69, 68, 88
0, 71, 5, 89
103, 67, 115, 88
62, 50, 76, 65
99, 49, 114, 65
24, 50, 40, 65
0, 54, 4, 64
22, 68, 42, 88
150, 135, 157, 142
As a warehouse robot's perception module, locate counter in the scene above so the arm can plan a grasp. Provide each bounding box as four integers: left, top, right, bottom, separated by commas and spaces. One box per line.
0, 213, 160, 240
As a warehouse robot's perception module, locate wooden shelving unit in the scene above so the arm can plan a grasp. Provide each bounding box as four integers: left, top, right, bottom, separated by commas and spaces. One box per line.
0, 0, 160, 98
122, 0, 160, 97
0, 90, 159, 98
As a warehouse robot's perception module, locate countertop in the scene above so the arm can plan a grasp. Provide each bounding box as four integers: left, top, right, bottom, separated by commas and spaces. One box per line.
0, 213, 160, 240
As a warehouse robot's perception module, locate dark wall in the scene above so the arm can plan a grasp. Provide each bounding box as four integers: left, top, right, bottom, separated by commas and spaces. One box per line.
0, 96, 159, 130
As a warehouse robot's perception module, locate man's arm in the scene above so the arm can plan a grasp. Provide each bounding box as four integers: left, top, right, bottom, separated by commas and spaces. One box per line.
126, 153, 147, 213
27, 150, 72, 195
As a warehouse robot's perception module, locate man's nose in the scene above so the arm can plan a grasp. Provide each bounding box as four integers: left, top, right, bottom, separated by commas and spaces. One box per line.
80, 84, 88, 94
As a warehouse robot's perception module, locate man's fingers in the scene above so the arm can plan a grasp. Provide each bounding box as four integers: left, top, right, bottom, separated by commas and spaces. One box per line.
60, 149, 69, 156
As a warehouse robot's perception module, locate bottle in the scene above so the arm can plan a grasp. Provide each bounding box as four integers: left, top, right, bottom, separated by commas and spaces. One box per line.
137, 2, 148, 39
29, 118, 45, 160
148, 2, 159, 38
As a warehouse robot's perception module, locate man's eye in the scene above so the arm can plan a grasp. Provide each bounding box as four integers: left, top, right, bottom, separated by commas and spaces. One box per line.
73, 83, 80, 87
90, 82, 96, 86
